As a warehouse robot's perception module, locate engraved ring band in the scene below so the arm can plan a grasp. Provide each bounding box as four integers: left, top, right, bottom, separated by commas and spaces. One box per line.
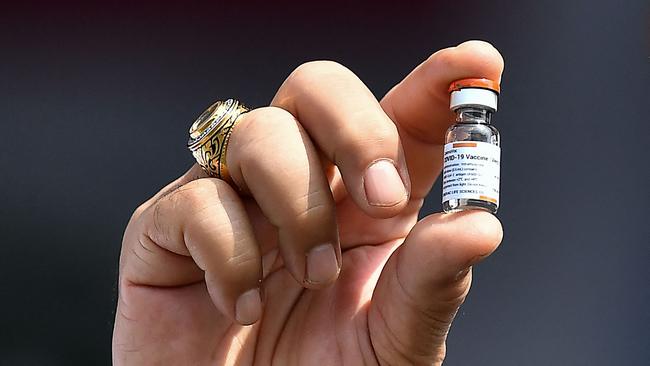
187, 99, 249, 183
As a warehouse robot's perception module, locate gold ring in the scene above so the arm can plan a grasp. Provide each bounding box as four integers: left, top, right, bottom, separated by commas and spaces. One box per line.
187, 99, 249, 182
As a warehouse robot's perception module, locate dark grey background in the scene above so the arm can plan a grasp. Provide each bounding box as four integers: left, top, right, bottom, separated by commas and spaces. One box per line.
1, 0, 648, 365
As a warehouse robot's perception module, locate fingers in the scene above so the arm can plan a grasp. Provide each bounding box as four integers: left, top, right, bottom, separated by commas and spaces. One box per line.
226, 107, 341, 288
381, 40, 505, 199
368, 211, 503, 365
122, 178, 263, 325
272, 61, 411, 218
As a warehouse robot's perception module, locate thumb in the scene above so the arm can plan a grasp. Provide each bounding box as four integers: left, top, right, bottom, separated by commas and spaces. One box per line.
368, 211, 503, 365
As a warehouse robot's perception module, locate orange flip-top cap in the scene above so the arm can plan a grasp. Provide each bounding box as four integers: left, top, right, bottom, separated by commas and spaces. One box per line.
448, 78, 500, 94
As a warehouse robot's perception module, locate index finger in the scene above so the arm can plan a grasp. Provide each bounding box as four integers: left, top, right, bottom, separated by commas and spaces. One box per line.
380, 40, 504, 200
271, 61, 411, 219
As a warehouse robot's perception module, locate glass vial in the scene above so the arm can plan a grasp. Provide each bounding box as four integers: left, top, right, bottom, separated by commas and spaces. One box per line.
442, 78, 501, 214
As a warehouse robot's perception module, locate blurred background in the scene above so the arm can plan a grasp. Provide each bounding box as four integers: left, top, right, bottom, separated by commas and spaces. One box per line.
0, 0, 648, 364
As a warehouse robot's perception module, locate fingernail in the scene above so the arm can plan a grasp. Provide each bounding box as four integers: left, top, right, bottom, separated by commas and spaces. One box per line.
306, 243, 340, 285
364, 159, 407, 207
235, 288, 262, 325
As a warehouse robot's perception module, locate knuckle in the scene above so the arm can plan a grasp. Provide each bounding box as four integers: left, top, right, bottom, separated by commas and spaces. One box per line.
165, 184, 203, 210
335, 121, 399, 161
363, 121, 399, 144
235, 107, 300, 154
248, 106, 294, 123
129, 202, 149, 223
283, 190, 335, 229
295, 201, 334, 225
151, 198, 172, 244
245, 107, 298, 135
235, 110, 310, 173
225, 246, 259, 269
165, 179, 218, 210
371, 300, 448, 366
287, 60, 352, 87
123, 199, 156, 245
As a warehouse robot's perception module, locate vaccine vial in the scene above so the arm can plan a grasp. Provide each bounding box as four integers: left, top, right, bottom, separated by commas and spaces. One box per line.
442, 78, 501, 214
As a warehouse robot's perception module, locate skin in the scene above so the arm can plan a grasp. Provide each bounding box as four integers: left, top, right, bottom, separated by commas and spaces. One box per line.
113, 40, 505, 365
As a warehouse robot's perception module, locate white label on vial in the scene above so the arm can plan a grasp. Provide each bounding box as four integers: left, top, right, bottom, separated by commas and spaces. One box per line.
442, 141, 500, 205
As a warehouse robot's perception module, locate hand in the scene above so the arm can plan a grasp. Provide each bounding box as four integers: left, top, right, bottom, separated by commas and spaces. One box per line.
113, 40, 504, 365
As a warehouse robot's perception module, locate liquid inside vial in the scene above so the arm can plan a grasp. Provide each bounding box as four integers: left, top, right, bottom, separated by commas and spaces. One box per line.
441, 107, 500, 214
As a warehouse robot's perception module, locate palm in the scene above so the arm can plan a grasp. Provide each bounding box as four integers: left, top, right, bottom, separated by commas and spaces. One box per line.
118, 178, 420, 364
